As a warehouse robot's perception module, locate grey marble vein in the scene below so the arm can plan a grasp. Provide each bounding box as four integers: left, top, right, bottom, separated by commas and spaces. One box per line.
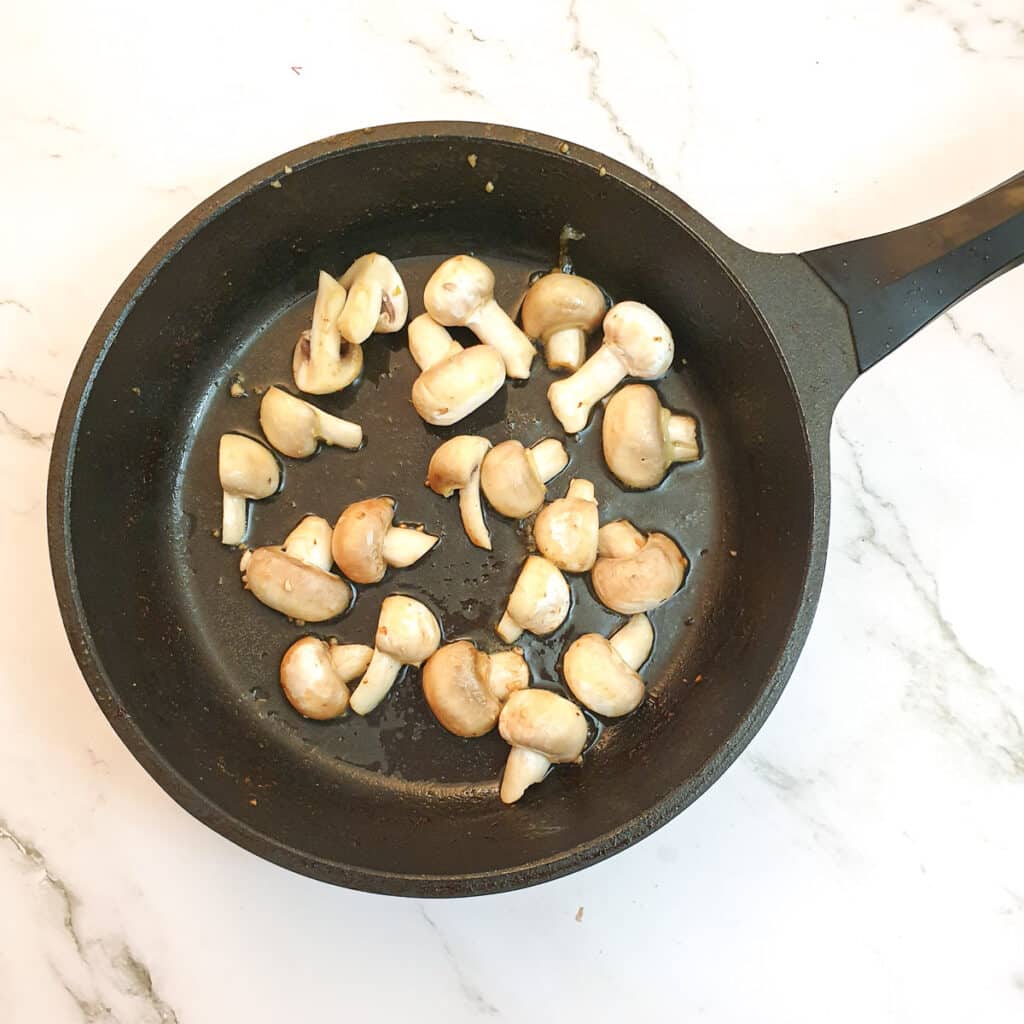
444, 13, 485, 45
406, 36, 484, 99
0, 408, 54, 447
0, 298, 32, 314
945, 312, 1021, 393
0, 367, 61, 398
418, 907, 500, 1016
905, 0, 1024, 59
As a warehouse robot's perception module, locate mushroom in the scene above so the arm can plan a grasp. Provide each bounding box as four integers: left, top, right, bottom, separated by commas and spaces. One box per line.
259, 386, 362, 458
498, 689, 588, 804
336, 253, 409, 345
479, 438, 569, 519
241, 516, 352, 621
292, 271, 363, 395
218, 434, 280, 546
520, 271, 606, 372
279, 636, 373, 720
349, 595, 441, 714
547, 301, 674, 433
533, 478, 599, 572
423, 255, 536, 379
496, 555, 571, 643
426, 435, 493, 550
408, 314, 506, 425
331, 497, 438, 585
602, 384, 699, 489
421, 640, 529, 737
562, 614, 654, 717
591, 519, 687, 614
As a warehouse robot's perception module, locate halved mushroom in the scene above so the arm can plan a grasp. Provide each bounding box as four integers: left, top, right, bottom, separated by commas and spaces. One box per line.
279, 636, 373, 720
218, 434, 280, 546
520, 271, 606, 372
331, 497, 438, 585
408, 314, 507, 425
259, 386, 362, 458
548, 301, 674, 433
562, 614, 654, 717
241, 516, 352, 621
533, 478, 599, 573
498, 689, 588, 804
422, 640, 529, 737
336, 253, 409, 345
592, 520, 687, 613
602, 384, 699, 489
479, 438, 568, 519
426, 435, 493, 550
496, 555, 571, 643
293, 271, 363, 395
349, 596, 441, 715
423, 255, 536, 379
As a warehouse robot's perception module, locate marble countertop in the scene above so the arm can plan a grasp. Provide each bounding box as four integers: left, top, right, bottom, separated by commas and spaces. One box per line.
3, 1, 1023, 1020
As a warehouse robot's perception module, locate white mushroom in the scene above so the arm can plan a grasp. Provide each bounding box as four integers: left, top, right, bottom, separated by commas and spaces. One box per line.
292, 271, 363, 395
562, 614, 654, 717
337, 253, 409, 345
259, 386, 362, 458
592, 519, 687, 613
349, 596, 441, 715
533, 478, 599, 573
408, 314, 506, 425
422, 640, 529, 737
520, 271, 606, 372
423, 255, 536, 379
426, 435, 493, 550
331, 497, 438, 584
548, 301, 674, 433
496, 555, 571, 643
279, 636, 373, 720
218, 434, 280, 546
479, 438, 568, 519
498, 689, 588, 804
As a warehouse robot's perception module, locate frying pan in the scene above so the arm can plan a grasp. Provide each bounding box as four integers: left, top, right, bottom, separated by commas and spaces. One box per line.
47, 123, 1024, 897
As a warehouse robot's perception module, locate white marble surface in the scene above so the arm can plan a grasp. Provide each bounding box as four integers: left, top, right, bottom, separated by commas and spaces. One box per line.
2, 0, 1023, 1020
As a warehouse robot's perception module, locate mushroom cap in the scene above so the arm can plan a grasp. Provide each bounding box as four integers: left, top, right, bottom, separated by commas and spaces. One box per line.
602, 301, 674, 378
520, 272, 606, 342
243, 547, 352, 621
331, 497, 395, 584
375, 595, 441, 665
592, 532, 687, 613
426, 435, 492, 496
506, 555, 571, 636
412, 344, 506, 425
423, 255, 494, 326
602, 384, 670, 489
480, 440, 545, 518
280, 636, 351, 720
219, 434, 280, 499
337, 253, 408, 340
562, 633, 645, 717
498, 689, 588, 763
533, 484, 599, 573
422, 640, 502, 737
259, 386, 321, 459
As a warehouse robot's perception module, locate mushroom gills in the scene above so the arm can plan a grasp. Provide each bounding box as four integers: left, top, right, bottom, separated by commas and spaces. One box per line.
337, 253, 408, 344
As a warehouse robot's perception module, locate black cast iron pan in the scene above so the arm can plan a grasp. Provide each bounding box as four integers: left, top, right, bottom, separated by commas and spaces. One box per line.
47, 123, 1024, 896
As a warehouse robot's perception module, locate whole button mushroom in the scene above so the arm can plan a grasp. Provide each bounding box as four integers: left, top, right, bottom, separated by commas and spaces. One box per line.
408, 314, 506, 426
520, 271, 606, 372
426, 435, 493, 550
336, 253, 409, 345
293, 271, 363, 395
218, 434, 280, 546
423, 255, 536, 379
422, 640, 529, 737
548, 301, 674, 433
331, 497, 439, 585
498, 689, 588, 804
591, 519, 687, 614
349, 596, 442, 715
562, 614, 654, 717
602, 384, 699, 489
259, 386, 362, 458
479, 438, 569, 519
533, 478, 599, 573
279, 636, 373, 720
496, 555, 571, 643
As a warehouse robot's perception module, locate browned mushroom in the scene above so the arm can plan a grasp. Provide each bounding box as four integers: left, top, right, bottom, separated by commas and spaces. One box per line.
591, 520, 687, 613
331, 498, 438, 585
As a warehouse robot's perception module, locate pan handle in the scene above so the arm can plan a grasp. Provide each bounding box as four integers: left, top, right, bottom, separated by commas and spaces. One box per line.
801, 171, 1024, 372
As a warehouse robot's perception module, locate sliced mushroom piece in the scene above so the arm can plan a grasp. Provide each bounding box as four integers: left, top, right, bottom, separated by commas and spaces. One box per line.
259, 386, 362, 458
592, 519, 687, 614
426, 435, 493, 550
562, 614, 654, 717
337, 253, 409, 345
479, 438, 569, 519
548, 301, 674, 433
293, 271, 363, 395
520, 271, 606, 372
422, 640, 529, 737
218, 434, 280, 546
498, 689, 588, 804
279, 636, 373, 720
423, 255, 536, 379
496, 555, 571, 643
331, 497, 438, 585
349, 596, 441, 715
533, 478, 599, 573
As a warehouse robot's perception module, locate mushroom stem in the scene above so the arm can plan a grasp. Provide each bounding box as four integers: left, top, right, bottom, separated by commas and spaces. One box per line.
597, 520, 646, 558
548, 344, 627, 433
565, 478, 595, 503
473, 300, 536, 380
500, 747, 551, 805
496, 610, 523, 644
489, 649, 529, 701
382, 527, 439, 568
222, 493, 248, 546
408, 315, 463, 371
458, 467, 491, 551
545, 326, 586, 372
609, 614, 654, 670
667, 413, 700, 461
314, 409, 363, 450
349, 648, 403, 715
531, 438, 570, 483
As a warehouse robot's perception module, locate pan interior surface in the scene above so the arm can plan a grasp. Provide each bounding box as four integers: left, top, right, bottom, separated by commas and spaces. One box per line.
61, 133, 814, 892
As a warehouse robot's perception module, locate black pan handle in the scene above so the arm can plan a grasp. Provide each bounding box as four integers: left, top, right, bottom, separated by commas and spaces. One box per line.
801, 172, 1024, 372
